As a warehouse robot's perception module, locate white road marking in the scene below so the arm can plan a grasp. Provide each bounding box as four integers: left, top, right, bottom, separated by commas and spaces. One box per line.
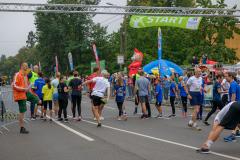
82, 101, 87, 103
81, 119, 240, 160
104, 106, 116, 109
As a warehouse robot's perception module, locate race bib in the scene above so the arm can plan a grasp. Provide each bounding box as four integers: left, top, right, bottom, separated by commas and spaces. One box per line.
195, 85, 201, 91
91, 91, 98, 96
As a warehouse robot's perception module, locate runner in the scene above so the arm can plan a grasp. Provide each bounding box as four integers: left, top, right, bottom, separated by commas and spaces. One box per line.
197, 101, 240, 153
32, 71, 45, 120
203, 74, 228, 125
82, 70, 110, 128
13, 62, 42, 133
223, 72, 240, 142
42, 78, 54, 121
134, 71, 151, 120
178, 76, 187, 117
185, 68, 206, 131
114, 78, 125, 121
221, 76, 230, 106
68, 71, 83, 121
66, 69, 76, 118
118, 72, 127, 120
169, 76, 178, 117
57, 75, 69, 122
197, 73, 206, 120
27, 65, 39, 118
154, 79, 162, 118
51, 72, 60, 119
87, 67, 104, 121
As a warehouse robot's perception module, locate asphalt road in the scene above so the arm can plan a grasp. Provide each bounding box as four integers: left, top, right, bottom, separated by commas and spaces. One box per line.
0, 95, 240, 160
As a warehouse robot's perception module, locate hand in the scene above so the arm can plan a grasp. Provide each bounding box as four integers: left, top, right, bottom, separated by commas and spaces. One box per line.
148, 95, 150, 99
203, 89, 207, 93
24, 88, 29, 92
187, 94, 192, 100
107, 98, 109, 101
87, 93, 90, 98
176, 95, 178, 99
154, 96, 156, 99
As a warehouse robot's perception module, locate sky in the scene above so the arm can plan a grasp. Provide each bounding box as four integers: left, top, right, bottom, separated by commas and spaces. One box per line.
0, 0, 240, 58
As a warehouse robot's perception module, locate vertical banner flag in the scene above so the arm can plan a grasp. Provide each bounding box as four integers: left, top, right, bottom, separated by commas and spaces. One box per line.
158, 27, 162, 77
92, 44, 101, 74
68, 52, 73, 70
55, 56, 58, 72
30, 63, 33, 71
39, 61, 41, 71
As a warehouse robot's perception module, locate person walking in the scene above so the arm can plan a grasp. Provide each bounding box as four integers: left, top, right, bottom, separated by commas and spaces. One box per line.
68, 71, 83, 121
114, 78, 126, 121
169, 76, 178, 117
51, 72, 60, 119
57, 75, 69, 122
13, 62, 42, 133
133, 67, 143, 114
154, 79, 163, 118
203, 74, 228, 125
185, 68, 206, 131
178, 76, 187, 117
42, 78, 54, 121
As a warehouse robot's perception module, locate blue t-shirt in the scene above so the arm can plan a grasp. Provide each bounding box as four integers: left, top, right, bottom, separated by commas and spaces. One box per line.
229, 81, 240, 102
212, 81, 221, 101
202, 57, 207, 64
201, 79, 205, 95
115, 84, 125, 102
170, 82, 176, 97
34, 78, 46, 98
178, 82, 187, 97
155, 85, 162, 102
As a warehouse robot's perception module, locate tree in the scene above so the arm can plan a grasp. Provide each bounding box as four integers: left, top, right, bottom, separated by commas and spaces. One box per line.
26, 31, 36, 48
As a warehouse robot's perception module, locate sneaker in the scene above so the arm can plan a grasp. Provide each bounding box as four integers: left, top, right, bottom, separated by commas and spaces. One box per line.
133, 111, 137, 114
43, 119, 47, 122
78, 116, 82, 121
97, 123, 102, 128
93, 117, 97, 121
187, 123, 193, 128
58, 118, 63, 122
50, 119, 52, 122
185, 114, 187, 117
155, 115, 163, 118
235, 131, 240, 138
200, 117, 203, 121
100, 117, 104, 120
140, 116, 148, 120
180, 114, 185, 117
123, 114, 127, 121
139, 114, 144, 118
64, 119, 68, 123
40, 116, 44, 120
192, 125, 201, 131
196, 148, 209, 154
203, 121, 210, 125
169, 115, 176, 118
118, 116, 122, 121
197, 117, 200, 120
73, 117, 76, 121
224, 135, 236, 142
31, 117, 36, 121
20, 127, 29, 134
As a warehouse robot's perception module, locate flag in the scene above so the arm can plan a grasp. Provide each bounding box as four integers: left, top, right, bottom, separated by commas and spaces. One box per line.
39, 61, 41, 71
92, 44, 101, 74
30, 63, 33, 71
158, 27, 162, 77
55, 56, 58, 72
68, 52, 73, 70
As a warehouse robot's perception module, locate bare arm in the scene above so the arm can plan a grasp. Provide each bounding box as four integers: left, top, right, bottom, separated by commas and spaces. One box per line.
184, 84, 190, 94
107, 87, 110, 101
231, 93, 236, 102
134, 85, 138, 96
64, 86, 69, 93
82, 80, 93, 86
172, 87, 178, 98
217, 88, 228, 94
148, 84, 151, 95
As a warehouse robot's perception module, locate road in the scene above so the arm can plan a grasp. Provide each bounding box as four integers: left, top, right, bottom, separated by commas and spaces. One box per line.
0, 95, 240, 160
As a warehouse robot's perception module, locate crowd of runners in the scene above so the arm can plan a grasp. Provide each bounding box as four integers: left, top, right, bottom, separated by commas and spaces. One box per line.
10, 61, 240, 154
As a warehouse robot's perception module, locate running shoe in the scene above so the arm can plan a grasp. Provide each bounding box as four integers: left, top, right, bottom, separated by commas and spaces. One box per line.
199, 117, 203, 121
139, 114, 144, 118
224, 135, 236, 142
97, 123, 102, 128
155, 115, 163, 118
187, 123, 193, 128
78, 116, 82, 121
235, 130, 240, 138
140, 116, 148, 120
123, 114, 127, 121
196, 148, 209, 154
93, 117, 97, 121
118, 116, 122, 121
49, 119, 52, 122
40, 116, 44, 120
31, 117, 36, 121
185, 114, 187, 117
203, 121, 210, 125
58, 118, 63, 122
197, 117, 200, 120
64, 119, 68, 123
192, 125, 201, 131
43, 119, 47, 122
100, 116, 104, 120
20, 127, 29, 134
169, 115, 176, 118
180, 114, 185, 117
133, 111, 137, 114
73, 117, 77, 121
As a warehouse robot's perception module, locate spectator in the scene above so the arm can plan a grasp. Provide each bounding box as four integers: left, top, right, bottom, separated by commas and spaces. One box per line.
162, 75, 170, 103
128, 75, 134, 97
183, 70, 188, 82
175, 73, 180, 84
110, 74, 115, 97
190, 56, 199, 67
236, 69, 240, 84
201, 55, 207, 64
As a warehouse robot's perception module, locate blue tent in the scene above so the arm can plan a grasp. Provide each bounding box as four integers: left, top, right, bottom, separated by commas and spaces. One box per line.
143, 60, 183, 78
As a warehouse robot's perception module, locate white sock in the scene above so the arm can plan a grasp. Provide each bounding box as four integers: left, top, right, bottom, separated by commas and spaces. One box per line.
206, 140, 213, 149
189, 120, 193, 124
44, 117, 46, 119
123, 110, 126, 114
193, 123, 197, 127
50, 117, 52, 119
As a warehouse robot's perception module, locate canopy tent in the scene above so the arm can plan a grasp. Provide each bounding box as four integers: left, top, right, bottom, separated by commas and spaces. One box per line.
143, 60, 183, 78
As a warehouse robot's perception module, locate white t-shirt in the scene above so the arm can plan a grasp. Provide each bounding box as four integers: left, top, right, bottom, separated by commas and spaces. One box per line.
221, 79, 230, 95
236, 74, 240, 83
187, 76, 202, 92
214, 101, 234, 124
92, 77, 110, 98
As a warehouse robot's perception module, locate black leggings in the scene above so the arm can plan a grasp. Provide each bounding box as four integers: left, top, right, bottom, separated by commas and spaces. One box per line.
222, 94, 228, 106
170, 96, 175, 115
117, 102, 123, 116
72, 95, 82, 117
181, 96, 187, 113
58, 98, 68, 119
205, 101, 224, 121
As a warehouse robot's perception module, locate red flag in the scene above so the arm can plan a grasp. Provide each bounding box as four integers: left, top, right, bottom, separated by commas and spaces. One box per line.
93, 44, 101, 74
55, 56, 58, 72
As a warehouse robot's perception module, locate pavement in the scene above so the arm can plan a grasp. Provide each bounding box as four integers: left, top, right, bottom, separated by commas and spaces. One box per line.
0, 95, 240, 160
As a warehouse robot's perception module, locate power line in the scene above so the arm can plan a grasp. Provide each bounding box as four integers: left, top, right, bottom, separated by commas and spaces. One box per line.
99, 15, 120, 24
102, 16, 124, 26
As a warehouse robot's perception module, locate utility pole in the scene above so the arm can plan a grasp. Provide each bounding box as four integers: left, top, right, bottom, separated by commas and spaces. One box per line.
120, 28, 123, 71
124, 15, 127, 68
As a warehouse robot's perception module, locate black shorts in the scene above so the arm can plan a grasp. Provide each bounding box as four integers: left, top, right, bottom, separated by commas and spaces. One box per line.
156, 102, 161, 106
91, 95, 103, 107
44, 101, 52, 110
139, 96, 148, 103
37, 98, 43, 106
219, 102, 240, 130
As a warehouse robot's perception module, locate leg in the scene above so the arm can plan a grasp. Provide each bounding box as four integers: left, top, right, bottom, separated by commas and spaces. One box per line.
98, 103, 104, 117
72, 95, 77, 118
43, 101, 47, 118
93, 106, 100, 124
134, 90, 139, 113
54, 100, 58, 117
141, 102, 147, 116
77, 95, 81, 116
58, 99, 63, 119
49, 101, 53, 118
41, 105, 44, 118
205, 101, 218, 121
63, 99, 68, 119
146, 101, 151, 117
170, 96, 175, 115
19, 113, 24, 127
192, 105, 200, 123
30, 103, 35, 116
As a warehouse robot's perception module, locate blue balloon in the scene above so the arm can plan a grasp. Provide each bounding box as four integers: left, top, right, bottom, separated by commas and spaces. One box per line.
143, 59, 183, 79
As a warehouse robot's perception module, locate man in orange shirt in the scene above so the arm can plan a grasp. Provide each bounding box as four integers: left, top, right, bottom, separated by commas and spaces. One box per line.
87, 67, 104, 120
13, 62, 42, 133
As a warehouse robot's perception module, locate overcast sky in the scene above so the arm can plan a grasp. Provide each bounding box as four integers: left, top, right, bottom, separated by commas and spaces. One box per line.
0, 0, 240, 58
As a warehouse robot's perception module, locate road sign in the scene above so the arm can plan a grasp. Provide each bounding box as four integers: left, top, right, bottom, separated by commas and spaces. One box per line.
117, 55, 124, 64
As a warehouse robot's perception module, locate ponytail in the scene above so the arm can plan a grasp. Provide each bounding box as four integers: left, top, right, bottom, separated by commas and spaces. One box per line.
55, 72, 61, 81
179, 76, 184, 87
45, 78, 51, 89
171, 76, 178, 91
